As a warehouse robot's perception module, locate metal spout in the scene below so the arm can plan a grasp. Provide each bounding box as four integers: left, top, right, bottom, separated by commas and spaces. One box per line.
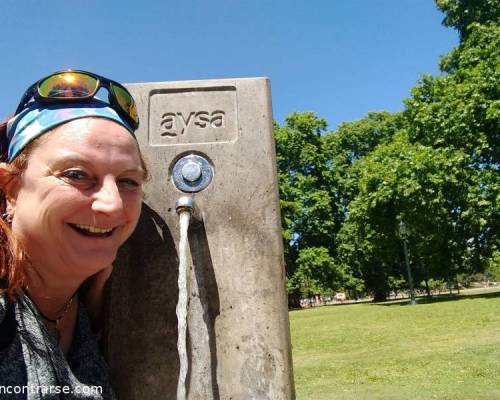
176, 196, 194, 215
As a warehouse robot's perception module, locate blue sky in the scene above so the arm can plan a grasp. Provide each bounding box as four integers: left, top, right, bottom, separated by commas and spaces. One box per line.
0, 1, 458, 131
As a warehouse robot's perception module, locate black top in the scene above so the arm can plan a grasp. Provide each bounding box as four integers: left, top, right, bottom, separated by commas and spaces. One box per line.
0, 293, 115, 399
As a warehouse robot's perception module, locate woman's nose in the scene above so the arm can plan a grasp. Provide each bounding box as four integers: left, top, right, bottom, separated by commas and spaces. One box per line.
91, 176, 124, 215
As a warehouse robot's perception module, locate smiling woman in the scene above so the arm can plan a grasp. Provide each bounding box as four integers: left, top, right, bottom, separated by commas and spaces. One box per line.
0, 70, 148, 399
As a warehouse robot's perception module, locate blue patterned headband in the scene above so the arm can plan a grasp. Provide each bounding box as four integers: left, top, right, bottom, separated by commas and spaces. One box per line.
6, 99, 135, 162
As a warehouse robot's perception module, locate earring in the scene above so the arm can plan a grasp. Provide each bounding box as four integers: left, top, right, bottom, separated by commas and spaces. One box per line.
2, 213, 12, 223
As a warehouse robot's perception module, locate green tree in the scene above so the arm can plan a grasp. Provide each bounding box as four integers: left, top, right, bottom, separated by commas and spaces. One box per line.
405, 23, 500, 274
322, 111, 404, 212
435, 0, 500, 40
336, 134, 471, 300
485, 250, 500, 281
406, 24, 499, 164
319, 112, 407, 299
274, 112, 344, 305
276, 2, 499, 305
286, 247, 351, 298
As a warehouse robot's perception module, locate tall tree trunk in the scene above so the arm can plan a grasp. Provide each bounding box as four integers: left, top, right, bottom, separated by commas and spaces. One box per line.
288, 293, 301, 309
373, 291, 387, 302
420, 259, 431, 298
424, 279, 431, 298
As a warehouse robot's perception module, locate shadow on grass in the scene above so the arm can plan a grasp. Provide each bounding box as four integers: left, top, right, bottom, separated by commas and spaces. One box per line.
372, 289, 500, 306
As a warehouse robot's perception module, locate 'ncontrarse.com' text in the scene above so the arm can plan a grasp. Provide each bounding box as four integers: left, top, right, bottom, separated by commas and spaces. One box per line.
0, 385, 103, 396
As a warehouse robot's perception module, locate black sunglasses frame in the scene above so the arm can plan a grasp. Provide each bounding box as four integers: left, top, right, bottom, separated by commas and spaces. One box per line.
14, 70, 139, 130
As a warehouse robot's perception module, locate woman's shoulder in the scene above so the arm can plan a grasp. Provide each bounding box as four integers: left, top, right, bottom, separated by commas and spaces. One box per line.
0, 291, 18, 351
0, 291, 16, 323
0, 291, 16, 328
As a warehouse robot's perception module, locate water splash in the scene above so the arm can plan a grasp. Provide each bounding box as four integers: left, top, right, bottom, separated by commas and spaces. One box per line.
176, 210, 191, 400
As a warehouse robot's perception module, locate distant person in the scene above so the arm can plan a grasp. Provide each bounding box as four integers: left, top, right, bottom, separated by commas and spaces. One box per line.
0, 70, 146, 399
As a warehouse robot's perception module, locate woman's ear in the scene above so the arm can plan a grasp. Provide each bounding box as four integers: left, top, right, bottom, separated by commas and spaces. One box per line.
0, 162, 20, 208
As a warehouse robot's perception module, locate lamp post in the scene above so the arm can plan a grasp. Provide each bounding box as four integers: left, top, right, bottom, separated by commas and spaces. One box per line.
399, 220, 416, 305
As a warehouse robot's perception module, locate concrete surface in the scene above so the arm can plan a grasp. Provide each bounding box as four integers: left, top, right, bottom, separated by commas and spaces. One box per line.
104, 78, 295, 399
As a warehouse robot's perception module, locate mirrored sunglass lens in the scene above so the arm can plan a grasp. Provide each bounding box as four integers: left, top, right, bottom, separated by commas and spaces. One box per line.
38, 73, 98, 98
112, 84, 139, 125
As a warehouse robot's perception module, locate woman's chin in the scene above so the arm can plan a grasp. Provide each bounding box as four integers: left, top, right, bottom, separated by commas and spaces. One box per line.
71, 254, 117, 278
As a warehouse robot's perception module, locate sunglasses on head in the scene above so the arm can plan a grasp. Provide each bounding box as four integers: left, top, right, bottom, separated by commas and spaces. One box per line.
15, 70, 139, 130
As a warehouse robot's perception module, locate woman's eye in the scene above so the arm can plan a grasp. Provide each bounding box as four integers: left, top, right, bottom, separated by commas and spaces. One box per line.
61, 169, 95, 188
118, 178, 141, 189
62, 169, 89, 180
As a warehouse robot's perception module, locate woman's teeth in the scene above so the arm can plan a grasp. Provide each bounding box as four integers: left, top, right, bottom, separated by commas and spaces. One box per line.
74, 224, 113, 233
70, 223, 114, 236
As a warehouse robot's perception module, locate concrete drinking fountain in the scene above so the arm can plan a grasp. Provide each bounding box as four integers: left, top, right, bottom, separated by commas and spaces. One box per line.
104, 78, 295, 399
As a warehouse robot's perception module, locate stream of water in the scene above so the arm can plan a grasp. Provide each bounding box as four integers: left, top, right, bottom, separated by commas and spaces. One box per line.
176, 210, 191, 400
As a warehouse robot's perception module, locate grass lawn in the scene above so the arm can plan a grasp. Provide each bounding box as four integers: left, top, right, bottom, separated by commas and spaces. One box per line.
289, 288, 500, 400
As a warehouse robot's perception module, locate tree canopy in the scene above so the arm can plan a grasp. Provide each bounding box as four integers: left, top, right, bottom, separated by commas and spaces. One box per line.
436, 0, 500, 40
275, 0, 499, 305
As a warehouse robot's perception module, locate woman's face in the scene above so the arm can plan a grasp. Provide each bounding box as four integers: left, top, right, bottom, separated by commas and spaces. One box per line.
9, 118, 145, 280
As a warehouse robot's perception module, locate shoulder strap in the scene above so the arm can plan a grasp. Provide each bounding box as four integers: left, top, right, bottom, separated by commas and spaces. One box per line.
0, 296, 17, 350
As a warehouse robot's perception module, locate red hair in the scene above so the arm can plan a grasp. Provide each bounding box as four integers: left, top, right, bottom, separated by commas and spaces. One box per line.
0, 117, 30, 299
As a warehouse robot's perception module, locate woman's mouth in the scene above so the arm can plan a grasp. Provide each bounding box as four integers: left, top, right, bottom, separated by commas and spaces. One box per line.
68, 223, 115, 238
